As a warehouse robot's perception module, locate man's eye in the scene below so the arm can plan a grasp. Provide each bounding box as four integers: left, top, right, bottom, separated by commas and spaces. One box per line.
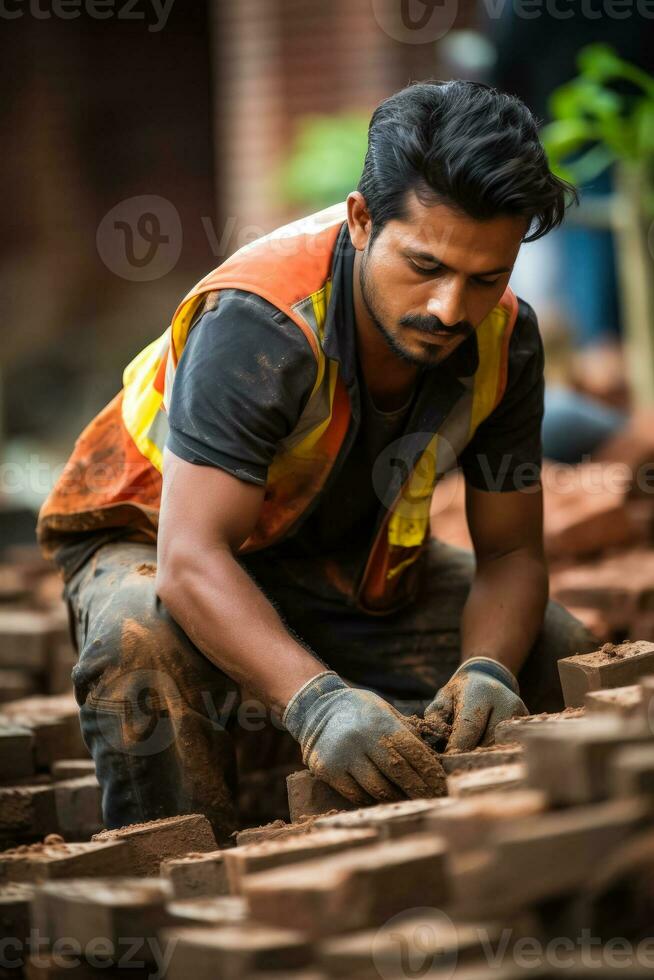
410, 260, 441, 275
474, 277, 502, 287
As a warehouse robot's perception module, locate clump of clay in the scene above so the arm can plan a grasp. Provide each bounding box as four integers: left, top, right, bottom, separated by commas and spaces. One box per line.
405, 713, 451, 752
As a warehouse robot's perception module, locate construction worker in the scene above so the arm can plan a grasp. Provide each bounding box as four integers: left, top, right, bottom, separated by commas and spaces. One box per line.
38, 80, 594, 843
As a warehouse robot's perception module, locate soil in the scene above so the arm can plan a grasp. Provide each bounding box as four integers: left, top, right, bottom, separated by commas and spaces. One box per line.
136, 562, 156, 577
405, 713, 451, 752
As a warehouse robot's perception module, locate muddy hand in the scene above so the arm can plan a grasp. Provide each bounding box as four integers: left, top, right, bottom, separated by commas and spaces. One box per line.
283, 671, 446, 806
424, 656, 528, 752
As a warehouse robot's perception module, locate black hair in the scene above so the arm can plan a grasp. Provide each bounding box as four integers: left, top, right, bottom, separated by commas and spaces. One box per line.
358, 79, 578, 243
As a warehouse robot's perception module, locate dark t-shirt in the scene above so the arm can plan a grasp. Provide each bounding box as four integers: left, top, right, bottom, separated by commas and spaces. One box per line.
53, 231, 544, 595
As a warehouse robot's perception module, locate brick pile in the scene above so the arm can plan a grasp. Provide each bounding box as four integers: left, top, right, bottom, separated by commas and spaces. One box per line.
430, 409, 654, 646
0, 635, 653, 976
4, 508, 654, 975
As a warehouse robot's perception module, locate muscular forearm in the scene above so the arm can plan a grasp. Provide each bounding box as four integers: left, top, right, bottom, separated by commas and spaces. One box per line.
460, 549, 549, 676
156, 547, 324, 717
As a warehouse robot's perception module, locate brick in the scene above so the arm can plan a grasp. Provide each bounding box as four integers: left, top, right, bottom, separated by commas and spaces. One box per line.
319, 914, 504, 978
640, 676, 654, 732
450, 798, 646, 919
0, 883, 34, 955
0, 722, 35, 783
24, 954, 152, 978
243, 834, 449, 938
609, 743, 654, 799
447, 763, 527, 798
314, 798, 449, 840
0, 669, 39, 704
167, 895, 247, 927
524, 716, 652, 805
494, 708, 586, 746
224, 827, 378, 894
54, 777, 102, 839
286, 770, 355, 822
31, 878, 173, 959
585, 685, 643, 718
558, 641, 654, 707
50, 760, 96, 781
1, 695, 88, 766
0, 783, 57, 836
92, 814, 217, 876
161, 850, 229, 899
234, 819, 309, 848
46, 639, 78, 697
439, 744, 524, 774
0, 610, 64, 672
551, 551, 654, 634
425, 790, 547, 851
0, 840, 130, 883
161, 923, 313, 980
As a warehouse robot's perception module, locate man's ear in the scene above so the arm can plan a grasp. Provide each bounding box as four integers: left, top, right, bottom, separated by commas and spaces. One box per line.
346, 191, 373, 252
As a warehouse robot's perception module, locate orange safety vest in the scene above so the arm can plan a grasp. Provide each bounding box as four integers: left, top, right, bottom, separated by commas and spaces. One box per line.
37, 203, 519, 612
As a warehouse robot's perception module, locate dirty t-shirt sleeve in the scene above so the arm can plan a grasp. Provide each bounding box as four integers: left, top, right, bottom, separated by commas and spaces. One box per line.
459, 298, 544, 492
166, 289, 318, 485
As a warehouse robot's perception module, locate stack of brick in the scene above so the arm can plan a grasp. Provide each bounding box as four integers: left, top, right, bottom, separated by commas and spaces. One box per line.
430, 410, 654, 646
0, 643, 651, 975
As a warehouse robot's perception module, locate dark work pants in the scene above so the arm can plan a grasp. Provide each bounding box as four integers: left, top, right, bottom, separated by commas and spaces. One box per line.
63, 539, 595, 843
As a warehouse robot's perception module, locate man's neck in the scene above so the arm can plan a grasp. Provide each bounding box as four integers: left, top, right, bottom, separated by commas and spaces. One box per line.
352, 251, 420, 413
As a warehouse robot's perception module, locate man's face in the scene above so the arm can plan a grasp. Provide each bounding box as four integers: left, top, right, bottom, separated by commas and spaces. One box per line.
351, 191, 528, 367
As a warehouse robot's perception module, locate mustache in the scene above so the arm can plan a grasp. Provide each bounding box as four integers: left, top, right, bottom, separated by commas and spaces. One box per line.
400, 314, 473, 338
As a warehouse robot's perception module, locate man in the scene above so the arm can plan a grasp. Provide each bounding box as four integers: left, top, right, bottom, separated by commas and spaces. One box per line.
38, 80, 594, 843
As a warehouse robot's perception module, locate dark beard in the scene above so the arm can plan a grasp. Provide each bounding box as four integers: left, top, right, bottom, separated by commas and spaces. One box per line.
359, 249, 439, 366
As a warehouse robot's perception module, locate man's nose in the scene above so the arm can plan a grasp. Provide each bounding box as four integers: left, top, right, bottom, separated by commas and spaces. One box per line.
426, 279, 466, 328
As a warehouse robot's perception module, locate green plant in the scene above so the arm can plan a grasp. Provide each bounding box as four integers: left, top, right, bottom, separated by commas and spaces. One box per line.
280, 113, 369, 210
541, 44, 654, 215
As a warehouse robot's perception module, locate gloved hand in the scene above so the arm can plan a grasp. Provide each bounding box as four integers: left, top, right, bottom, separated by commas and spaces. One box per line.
425, 657, 528, 752
283, 671, 446, 806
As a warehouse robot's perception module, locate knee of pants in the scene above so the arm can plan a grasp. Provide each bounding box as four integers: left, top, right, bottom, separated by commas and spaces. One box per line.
71, 572, 237, 724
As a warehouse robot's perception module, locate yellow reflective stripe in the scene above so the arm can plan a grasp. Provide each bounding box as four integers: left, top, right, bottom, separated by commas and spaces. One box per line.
121, 330, 168, 473
386, 550, 422, 581
468, 305, 509, 438
388, 434, 439, 547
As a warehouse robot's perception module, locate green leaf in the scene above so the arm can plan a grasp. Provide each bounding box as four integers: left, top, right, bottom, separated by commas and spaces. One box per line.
577, 44, 625, 82
541, 118, 598, 163
280, 113, 369, 208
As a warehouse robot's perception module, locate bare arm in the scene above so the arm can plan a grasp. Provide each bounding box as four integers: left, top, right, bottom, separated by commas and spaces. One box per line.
461, 483, 549, 675
155, 447, 324, 717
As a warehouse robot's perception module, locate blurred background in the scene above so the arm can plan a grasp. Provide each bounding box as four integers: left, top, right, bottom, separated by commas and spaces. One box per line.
1, 0, 654, 588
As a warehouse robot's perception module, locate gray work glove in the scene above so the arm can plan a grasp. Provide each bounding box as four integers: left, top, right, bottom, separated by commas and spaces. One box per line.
425, 657, 528, 752
283, 671, 446, 806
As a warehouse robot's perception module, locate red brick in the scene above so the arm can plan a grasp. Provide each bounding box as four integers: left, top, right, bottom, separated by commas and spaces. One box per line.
234, 819, 309, 848
286, 770, 355, 822
558, 641, 654, 708
447, 763, 527, 798
609, 743, 654, 799
551, 550, 654, 633
31, 878, 173, 959
161, 923, 313, 980
494, 709, 585, 746
439, 745, 524, 774
0, 722, 35, 783
314, 798, 447, 840
524, 715, 652, 805
0, 669, 39, 704
167, 895, 247, 927
92, 814, 217, 876
243, 834, 449, 938
0, 783, 58, 836
450, 798, 646, 919
161, 850, 229, 899
0, 611, 64, 672
585, 685, 643, 718
224, 827, 378, 894
54, 777, 102, 839
0, 839, 130, 883
425, 790, 547, 851
0, 883, 34, 954
1, 694, 88, 766
50, 760, 95, 781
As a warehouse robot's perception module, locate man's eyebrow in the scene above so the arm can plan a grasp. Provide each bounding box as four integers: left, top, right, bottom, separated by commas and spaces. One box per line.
403, 247, 512, 276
